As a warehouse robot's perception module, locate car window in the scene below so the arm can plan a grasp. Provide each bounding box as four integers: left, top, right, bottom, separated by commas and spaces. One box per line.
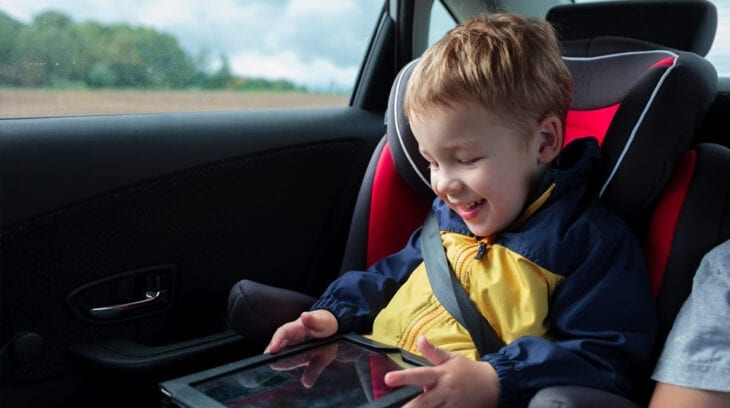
573, 0, 730, 77
707, 0, 730, 76
429, 1, 457, 46
0, 0, 383, 118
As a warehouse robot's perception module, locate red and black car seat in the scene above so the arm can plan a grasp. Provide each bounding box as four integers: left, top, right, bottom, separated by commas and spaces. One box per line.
645, 143, 730, 373
344, 48, 717, 269
227, 3, 718, 355
342, 0, 720, 275
531, 141, 730, 408
228, 47, 716, 346
532, 1, 726, 405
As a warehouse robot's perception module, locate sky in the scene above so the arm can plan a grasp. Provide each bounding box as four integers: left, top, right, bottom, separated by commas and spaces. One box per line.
2, 0, 729, 88
0, 0, 384, 91
708, 1, 730, 73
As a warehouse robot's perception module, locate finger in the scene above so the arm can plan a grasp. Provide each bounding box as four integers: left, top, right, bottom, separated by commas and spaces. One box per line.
264, 335, 286, 354
299, 311, 317, 326
416, 336, 451, 366
265, 320, 304, 354
384, 366, 438, 389
264, 326, 292, 354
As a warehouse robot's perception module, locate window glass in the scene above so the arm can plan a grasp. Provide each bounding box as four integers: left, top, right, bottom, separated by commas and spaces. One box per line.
0, 0, 383, 118
706, 0, 730, 76
573, 0, 730, 76
428, 1, 456, 46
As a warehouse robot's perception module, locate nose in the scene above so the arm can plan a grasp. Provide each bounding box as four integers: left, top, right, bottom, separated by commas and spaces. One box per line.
432, 168, 461, 196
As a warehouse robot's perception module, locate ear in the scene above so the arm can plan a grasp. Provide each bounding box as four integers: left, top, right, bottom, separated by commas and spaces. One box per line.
534, 115, 563, 164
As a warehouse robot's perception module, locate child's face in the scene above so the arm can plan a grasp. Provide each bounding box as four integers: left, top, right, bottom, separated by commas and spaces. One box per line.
411, 100, 556, 237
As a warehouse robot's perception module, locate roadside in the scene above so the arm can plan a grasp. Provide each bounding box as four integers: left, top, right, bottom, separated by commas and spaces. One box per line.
0, 88, 349, 118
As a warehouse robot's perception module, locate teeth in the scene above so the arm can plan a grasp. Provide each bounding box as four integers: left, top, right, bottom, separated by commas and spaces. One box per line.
464, 200, 484, 210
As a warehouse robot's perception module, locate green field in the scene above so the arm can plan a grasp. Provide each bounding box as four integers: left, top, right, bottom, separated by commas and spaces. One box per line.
0, 89, 350, 118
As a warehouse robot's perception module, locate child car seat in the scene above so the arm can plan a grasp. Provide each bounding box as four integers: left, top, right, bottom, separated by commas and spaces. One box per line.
546, 0, 717, 58
543, 1, 726, 368
529, 143, 730, 408
646, 143, 730, 369
234, 0, 721, 403
228, 45, 717, 347
228, 1, 718, 402
529, 1, 725, 406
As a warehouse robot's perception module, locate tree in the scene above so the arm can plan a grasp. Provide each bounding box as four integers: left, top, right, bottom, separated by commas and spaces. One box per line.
0, 11, 23, 85
202, 54, 234, 89
0, 9, 307, 92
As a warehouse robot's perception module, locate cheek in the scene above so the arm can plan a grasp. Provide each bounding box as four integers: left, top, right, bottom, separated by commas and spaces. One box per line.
478, 172, 527, 205
468, 168, 501, 194
429, 172, 438, 191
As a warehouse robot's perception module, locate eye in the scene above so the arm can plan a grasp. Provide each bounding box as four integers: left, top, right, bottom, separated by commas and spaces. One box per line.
458, 157, 480, 165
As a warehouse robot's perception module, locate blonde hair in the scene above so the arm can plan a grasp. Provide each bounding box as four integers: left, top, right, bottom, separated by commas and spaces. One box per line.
404, 13, 573, 136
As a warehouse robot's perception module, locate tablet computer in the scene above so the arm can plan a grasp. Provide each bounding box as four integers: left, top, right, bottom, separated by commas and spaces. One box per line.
160, 334, 428, 408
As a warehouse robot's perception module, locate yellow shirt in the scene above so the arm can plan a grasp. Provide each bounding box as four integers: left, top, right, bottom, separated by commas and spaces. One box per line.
367, 233, 564, 360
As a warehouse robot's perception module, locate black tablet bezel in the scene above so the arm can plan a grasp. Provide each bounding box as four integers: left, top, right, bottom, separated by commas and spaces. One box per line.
159, 333, 429, 408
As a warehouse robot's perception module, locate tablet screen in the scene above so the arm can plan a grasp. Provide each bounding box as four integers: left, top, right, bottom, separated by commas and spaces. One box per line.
192, 339, 416, 407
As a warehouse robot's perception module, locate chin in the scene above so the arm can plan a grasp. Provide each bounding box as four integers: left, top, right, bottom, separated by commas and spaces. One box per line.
465, 222, 493, 238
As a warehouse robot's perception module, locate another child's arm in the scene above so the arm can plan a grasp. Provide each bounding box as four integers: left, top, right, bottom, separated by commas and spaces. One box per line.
385, 336, 499, 408
650, 383, 730, 408
264, 310, 338, 354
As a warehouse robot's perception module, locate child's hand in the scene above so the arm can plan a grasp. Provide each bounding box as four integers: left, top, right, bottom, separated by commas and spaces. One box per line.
385, 336, 499, 408
264, 310, 338, 354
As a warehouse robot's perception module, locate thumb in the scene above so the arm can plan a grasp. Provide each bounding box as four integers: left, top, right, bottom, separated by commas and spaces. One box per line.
300, 310, 337, 338
417, 336, 452, 366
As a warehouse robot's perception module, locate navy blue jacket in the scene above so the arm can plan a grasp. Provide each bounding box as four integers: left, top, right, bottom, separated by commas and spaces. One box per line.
312, 138, 657, 406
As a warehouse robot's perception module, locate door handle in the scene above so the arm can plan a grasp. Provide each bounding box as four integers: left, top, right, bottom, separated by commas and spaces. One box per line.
89, 290, 167, 320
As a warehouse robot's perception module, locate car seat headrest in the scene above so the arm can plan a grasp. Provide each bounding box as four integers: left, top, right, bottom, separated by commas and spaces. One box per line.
385, 59, 433, 202
547, 0, 717, 56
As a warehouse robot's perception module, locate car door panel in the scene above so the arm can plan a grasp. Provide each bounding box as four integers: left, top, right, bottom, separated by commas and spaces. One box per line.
0, 107, 384, 404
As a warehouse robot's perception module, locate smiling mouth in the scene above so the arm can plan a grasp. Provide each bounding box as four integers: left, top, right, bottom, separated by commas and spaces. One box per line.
462, 199, 485, 211
455, 199, 486, 220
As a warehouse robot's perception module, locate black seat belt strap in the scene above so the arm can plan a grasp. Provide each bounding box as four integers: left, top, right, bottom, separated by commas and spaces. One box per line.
422, 211, 506, 356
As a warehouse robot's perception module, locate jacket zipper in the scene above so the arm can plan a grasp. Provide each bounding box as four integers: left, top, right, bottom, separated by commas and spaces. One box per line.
475, 241, 488, 260
401, 238, 488, 351
400, 301, 446, 351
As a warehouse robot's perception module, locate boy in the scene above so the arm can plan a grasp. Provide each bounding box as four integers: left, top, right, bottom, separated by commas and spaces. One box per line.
266, 13, 656, 407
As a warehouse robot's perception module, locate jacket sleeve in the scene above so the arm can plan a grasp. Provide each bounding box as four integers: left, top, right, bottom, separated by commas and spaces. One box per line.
482, 227, 657, 407
310, 227, 425, 334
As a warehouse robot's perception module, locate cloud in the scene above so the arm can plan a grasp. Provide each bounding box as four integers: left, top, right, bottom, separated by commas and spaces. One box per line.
274, 0, 379, 66
230, 51, 359, 91
2, 0, 143, 25
0, 0, 381, 88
